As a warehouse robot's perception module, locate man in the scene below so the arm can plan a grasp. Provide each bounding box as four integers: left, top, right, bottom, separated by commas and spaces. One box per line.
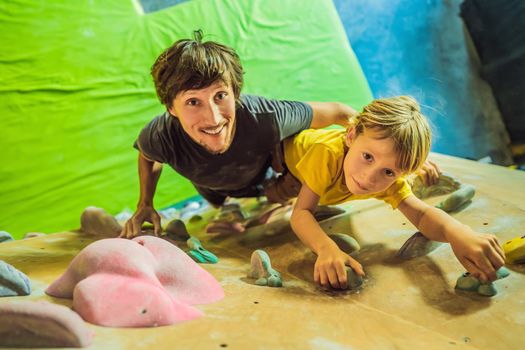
120, 31, 438, 238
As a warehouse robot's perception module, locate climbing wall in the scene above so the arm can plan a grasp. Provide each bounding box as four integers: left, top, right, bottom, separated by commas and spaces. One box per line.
1, 153, 523, 349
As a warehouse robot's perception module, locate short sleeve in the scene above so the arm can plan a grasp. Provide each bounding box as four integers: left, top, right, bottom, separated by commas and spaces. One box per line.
133, 115, 172, 164
295, 144, 338, 197
242, 95, 313, 140
375, 177, 413, 209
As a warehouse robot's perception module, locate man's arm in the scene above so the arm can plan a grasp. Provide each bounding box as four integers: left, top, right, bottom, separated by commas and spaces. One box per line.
120, 152, 163, 238
398, 194, 505, 281
307, 102, 358, 129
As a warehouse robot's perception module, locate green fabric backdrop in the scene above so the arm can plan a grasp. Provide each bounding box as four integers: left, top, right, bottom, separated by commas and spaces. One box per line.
0, 0, 372, 238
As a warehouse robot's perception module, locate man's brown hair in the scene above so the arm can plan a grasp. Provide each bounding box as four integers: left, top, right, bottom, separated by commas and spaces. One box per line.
151, 30, 244, 108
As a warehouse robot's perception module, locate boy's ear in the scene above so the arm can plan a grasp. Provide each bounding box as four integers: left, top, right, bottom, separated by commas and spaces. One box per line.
345, 127, 356, 147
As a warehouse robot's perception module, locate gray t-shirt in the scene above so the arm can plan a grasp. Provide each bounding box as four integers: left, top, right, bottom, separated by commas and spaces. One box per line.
134, 94, 312, 203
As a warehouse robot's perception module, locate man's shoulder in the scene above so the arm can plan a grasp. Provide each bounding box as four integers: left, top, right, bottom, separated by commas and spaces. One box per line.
239, 94, 305, 113
142, 111, 174, 133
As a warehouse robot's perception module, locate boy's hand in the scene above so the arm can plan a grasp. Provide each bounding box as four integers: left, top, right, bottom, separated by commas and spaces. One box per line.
448, 230, 505, 282
120, 205, 162, 239
314, 245, 364, 289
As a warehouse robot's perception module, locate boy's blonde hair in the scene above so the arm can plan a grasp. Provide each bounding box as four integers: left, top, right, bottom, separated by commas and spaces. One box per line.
349, 96, 431, 174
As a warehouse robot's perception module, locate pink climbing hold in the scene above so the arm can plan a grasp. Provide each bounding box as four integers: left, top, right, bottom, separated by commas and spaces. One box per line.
46, 236, 224, 327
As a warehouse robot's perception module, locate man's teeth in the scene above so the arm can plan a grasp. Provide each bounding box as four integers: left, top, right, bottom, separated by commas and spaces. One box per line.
202, 125, 224, 135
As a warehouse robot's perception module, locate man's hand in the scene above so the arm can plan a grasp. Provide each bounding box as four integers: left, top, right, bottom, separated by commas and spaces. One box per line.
448, 230, 505, 282
314, 245, 364, 290
119, 205, 162, 239
416, 159, 441, 186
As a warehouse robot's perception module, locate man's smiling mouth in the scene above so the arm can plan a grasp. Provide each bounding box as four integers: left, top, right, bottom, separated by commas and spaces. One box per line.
201, 123, 226, 135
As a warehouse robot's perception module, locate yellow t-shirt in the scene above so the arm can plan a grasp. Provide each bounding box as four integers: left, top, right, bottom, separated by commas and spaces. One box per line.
283, 129, 412, 208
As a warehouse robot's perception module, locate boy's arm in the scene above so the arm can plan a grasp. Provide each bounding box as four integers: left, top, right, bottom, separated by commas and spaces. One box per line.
291, 184, 364, 289
120, 152, 163, 239
398, 194, 505, 281
307, 102, 357, 129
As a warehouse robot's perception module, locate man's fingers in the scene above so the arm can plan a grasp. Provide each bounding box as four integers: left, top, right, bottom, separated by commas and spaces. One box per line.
153, 215, 162, 236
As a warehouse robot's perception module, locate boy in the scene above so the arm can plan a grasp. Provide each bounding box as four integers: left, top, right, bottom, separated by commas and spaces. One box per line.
285, 96, 505, 289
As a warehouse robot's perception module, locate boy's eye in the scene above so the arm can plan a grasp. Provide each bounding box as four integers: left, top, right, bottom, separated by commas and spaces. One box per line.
384, 169, 395, 177
363, 153, 373, 161
187, 99, 199, 106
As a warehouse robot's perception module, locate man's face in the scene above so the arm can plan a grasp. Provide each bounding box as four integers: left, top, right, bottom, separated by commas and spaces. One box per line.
169, 81, 236, 154
343, 127, 402, 195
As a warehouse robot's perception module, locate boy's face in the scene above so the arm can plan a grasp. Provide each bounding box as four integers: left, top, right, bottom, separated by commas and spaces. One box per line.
343, 127, 403, 195
169, 80, 236, 154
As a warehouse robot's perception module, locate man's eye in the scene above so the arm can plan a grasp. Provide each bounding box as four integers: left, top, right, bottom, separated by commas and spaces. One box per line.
216, 92, 227, 100
363, 153, 372, 161
384, 169, 395, 177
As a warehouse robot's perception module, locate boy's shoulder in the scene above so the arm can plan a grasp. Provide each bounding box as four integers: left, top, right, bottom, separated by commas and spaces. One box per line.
296, 128, 346, 152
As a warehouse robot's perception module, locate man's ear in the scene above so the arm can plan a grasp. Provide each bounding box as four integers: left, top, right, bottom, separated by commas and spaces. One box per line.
345, 127, 356, 147
168, 106, 177, 118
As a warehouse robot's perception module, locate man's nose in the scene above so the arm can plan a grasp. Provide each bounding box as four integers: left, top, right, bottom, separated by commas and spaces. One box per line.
203, 101, 222, 125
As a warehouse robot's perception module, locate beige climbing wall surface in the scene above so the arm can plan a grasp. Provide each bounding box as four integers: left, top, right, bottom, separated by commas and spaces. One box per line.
0, 153, 524, 350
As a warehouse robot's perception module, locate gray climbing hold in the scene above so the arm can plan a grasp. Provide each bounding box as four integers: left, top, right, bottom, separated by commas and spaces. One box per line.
0, 231, 14, 243
0, 260, 31, 296
477, 283, 498, 297
313, 205, 346, 221
0, 301, 92, 348
496, 266, 510, 279
249, 250, 282, 288
435, 184, 476, 213
165, 219, 190, 240
397, 232, 443, 259
23, 232, 46, 239
80, 206, 122, 236
186, 237, 218, 264
346, 266, 363, 289
188, 214, 202, 223
328, 233, 360, 255
216, 203, 245, 222
455, 267, 510, 297
412, 173, 461, 199
455, 272, 481, 292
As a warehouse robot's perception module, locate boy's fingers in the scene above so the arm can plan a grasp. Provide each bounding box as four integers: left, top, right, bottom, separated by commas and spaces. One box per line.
319, 270, 329, 288
472, 256, 496, 282
461, 258, 486, 281
326, 268, 341, 289
314, 268, 320, 284
335, 264, 348, 290
348, 260, 365, 276
489, 238, 506, 261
